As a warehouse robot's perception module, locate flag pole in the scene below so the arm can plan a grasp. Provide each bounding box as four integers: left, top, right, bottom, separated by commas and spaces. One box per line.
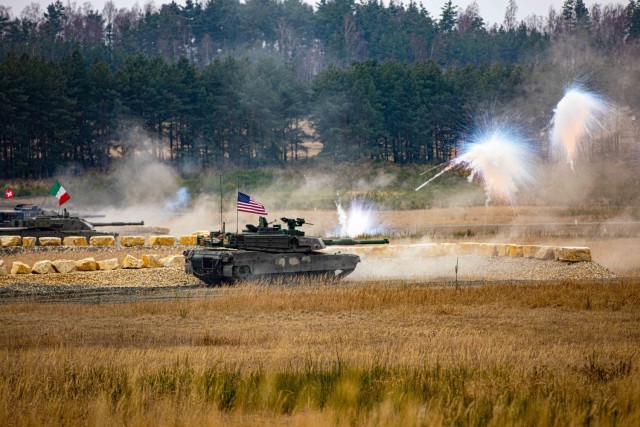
236, 176, 239, 233
219, 173, 223, 230
39, 184, 52, 211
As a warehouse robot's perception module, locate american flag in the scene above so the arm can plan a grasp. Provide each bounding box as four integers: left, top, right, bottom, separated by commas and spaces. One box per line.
237, 192, 268, 215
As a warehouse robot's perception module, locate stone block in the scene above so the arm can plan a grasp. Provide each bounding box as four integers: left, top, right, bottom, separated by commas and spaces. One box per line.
0, 260, 7, 275
142, 254, 164, 268
121, 254, 144, 269
76, 258, 98, 271
496, 244, 511, 257
179, 235, 198, 245
534, 246, 556, 260
39, 237, 61, 246
440, 243, 458, 256
160, 254, 185, 268
554, 247, 592, 262
192, 230, 210, 236
97, 258, 119, 271
90, 236, 116, 246
120, 236, 145, 247
63, 236, 88, 246
457, 242, 479, 255
478, 243, 498, 257
11, 261, 30, 274
52, 260, 76, 274
1, 236, 22, 247
508, 245, 523, 258
522, 245, 541, 258
22, 237, 36, 247
149, 235, 175, 246
31, 260, 52, 274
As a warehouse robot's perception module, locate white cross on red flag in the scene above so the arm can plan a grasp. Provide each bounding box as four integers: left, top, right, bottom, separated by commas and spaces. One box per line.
4, 188, 14, 198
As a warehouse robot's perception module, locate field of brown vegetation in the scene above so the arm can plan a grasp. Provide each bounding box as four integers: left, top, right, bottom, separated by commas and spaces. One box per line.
2, 199, 640, 425
1, 279, 639, 426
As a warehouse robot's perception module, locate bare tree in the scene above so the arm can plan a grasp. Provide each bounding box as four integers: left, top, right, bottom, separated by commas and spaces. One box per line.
504, 0, 518, 31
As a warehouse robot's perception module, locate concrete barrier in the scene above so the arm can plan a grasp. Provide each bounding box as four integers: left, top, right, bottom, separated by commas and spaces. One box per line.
63, 236, 88, 246
120, 236, 145, 247
97, 258, 119, 271
76, 258, 98, 271
179, 235, 198, 245
121, 254, 143, 269
11, 261, 30, 274
52, 260, 76, 273
142, 254, 164, 268
555, 247, 592, 262
39, 237, 61, 246
32, 260, 52, 274
1, 236, 22, 247
90, 236, 116, 246
22, 237, 36, 247
149, 235, 175, 246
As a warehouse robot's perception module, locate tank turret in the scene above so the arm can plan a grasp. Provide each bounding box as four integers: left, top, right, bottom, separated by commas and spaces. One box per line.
184, 216, 389, 286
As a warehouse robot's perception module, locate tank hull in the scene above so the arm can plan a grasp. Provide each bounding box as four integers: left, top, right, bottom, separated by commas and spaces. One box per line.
184, 249, 360, 286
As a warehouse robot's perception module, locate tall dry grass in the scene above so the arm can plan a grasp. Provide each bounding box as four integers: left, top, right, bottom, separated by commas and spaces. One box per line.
1, 279, 639, 425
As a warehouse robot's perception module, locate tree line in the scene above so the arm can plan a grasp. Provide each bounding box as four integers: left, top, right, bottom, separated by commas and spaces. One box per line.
1, 0, 640, 178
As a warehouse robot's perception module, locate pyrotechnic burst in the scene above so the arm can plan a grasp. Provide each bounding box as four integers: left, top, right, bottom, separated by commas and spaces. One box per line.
335, 196, 380, 237
415, 125, 537, 205
550, 84, 610, 170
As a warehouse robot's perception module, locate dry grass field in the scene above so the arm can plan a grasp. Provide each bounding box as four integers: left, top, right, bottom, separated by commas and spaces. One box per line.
1, 202, 640, 426
1, 279, 639, 426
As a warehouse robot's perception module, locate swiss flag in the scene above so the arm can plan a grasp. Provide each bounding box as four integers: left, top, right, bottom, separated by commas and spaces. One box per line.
4, 188, 14, 199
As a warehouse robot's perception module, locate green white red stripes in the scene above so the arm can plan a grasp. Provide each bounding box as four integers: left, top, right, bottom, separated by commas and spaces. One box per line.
49, 181, 70, 206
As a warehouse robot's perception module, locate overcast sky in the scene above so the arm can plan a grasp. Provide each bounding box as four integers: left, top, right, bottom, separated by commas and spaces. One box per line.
0, 0, 627, 26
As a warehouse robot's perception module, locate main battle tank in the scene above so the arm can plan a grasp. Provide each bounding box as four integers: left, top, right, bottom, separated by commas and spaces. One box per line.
0, 208, 144, 239
184, 216, 389, 285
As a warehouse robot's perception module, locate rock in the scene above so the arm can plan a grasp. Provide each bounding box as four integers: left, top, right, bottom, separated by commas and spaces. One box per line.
149, 235, 176, 246
522, 245, 541, 258
478, 243, 498, 257
179, 235, 198, 245
76, 258, 98, 271
554, 247, 592, 262
142, 254, 164, 268
120, 236, 145, 247
508, 245, 523, 258
534, 246, 556, 260
192, 230, 210, 236
22, 237, 36, 247
121, 254, 144, 269
1, 236, 22, 247
63, 236, 88, 246
0, 260, 7, 275
39, 237, 62, 246
160, 254, 185, 268
11, 261, 30, 274
90, 236, 116, 246
31, 260, 52, 274
97, 258, 119, 271
52, 260, 76, 274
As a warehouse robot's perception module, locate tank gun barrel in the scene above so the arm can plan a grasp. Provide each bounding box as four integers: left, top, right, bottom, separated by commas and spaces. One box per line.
322, 238, 389, 246
90, 221, 144, 227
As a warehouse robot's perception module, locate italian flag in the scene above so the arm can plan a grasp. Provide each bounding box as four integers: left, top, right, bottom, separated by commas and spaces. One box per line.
49, 181, 70, 206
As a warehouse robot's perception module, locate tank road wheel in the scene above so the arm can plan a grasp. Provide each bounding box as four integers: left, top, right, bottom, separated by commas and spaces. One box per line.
233, 265, 252, 281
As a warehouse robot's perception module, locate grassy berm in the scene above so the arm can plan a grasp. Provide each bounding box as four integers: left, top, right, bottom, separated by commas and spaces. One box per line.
1, 279, 639, 426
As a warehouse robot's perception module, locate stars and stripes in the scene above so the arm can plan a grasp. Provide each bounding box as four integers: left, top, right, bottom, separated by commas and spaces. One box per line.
237, 192, 268, 215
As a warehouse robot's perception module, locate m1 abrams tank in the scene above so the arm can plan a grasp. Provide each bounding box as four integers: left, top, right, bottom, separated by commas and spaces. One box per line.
184, 217, 389, 285
0, 208, 144, 239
